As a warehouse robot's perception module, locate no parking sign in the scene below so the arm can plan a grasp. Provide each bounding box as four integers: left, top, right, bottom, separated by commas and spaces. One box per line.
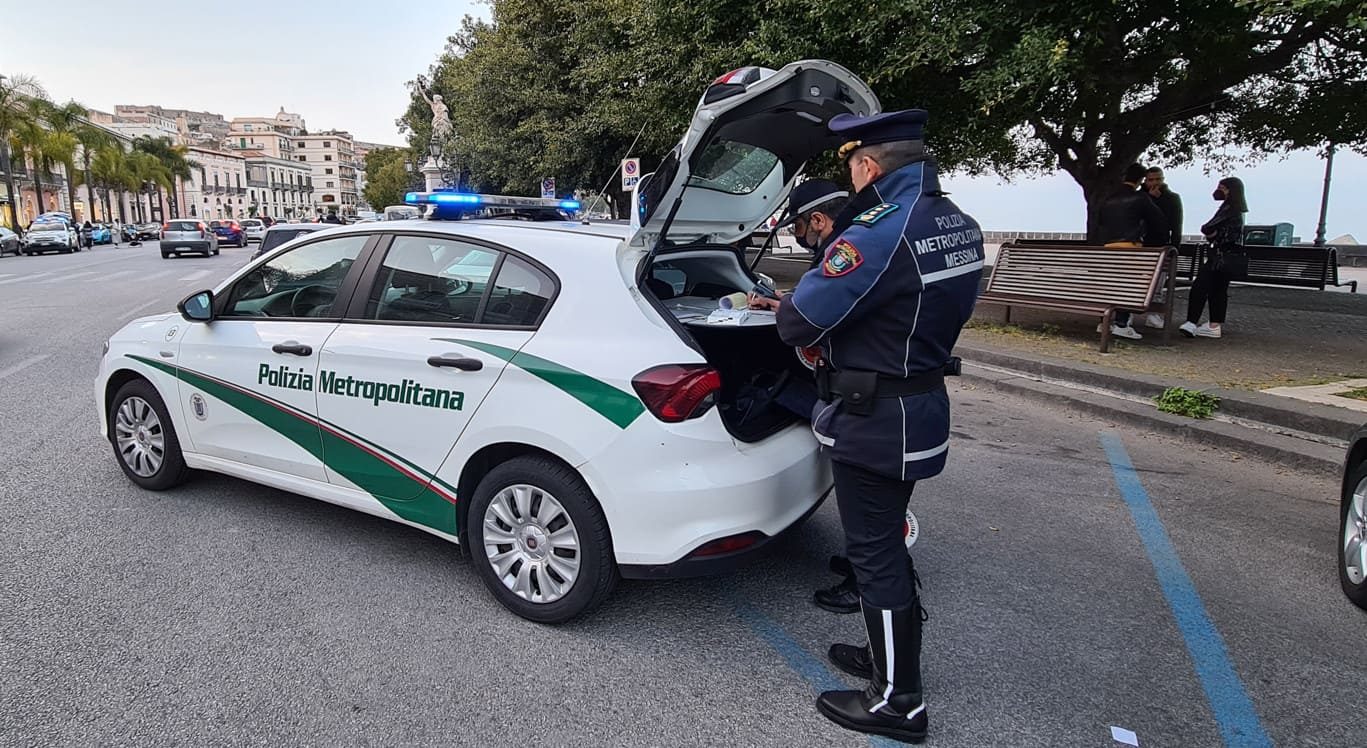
621, 158, 640, 191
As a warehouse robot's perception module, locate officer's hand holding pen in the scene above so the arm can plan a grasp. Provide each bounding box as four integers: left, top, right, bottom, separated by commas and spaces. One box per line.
747, 291, 784, 311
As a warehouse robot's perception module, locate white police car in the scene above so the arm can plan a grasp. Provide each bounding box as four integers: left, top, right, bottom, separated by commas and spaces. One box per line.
95, 60, 880, 622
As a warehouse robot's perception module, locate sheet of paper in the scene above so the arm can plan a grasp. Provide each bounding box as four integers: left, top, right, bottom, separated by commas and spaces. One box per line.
1110, 726, 1139, 746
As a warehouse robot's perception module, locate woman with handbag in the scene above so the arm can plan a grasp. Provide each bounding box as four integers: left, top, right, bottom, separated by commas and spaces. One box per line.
1181, 177, 1247, 339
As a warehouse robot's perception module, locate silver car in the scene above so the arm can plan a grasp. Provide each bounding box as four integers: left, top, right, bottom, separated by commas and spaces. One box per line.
242, 218, 266, 243
160, 219, 219, 258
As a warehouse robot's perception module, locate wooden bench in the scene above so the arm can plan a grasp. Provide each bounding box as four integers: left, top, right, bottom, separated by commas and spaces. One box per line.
1177, 244, 1357, 292
1242, 246, 1357, 292
977, 243, 1177, 352
1014, 238, 1198, 284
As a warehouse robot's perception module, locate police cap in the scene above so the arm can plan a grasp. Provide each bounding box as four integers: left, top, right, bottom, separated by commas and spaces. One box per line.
777, 179, 848, 228
830, 109, 928, 160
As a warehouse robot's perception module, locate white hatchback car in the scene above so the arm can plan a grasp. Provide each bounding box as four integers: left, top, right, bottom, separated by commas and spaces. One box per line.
95, 60, 879, 622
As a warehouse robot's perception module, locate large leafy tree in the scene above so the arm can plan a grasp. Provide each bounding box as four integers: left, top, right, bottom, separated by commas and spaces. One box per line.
10, 101, 76, 222
91, 144, 138, 224
133, 136, 193, 219
404, 0, 1366, 228
41, 99, 91, 220
362, 147, 416, 210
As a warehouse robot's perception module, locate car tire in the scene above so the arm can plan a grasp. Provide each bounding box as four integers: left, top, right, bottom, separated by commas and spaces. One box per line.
465, 456, 617, 623
1340, 461, 1367, 610
108, 378, 190, 491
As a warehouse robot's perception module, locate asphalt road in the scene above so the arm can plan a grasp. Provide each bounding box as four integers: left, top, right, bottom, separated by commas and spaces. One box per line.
1, 241, 1363, 747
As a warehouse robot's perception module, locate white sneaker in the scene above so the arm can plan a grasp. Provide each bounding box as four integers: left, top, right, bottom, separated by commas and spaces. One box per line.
1111, 324, 1142, 340
1144, 313, 1166, 329
1179, 321, 1198, 337
1194, 324, 1222, 338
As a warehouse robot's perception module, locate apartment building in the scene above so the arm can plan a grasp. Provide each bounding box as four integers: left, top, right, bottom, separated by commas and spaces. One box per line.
242, 152, 314, 221
226, 108, 306, 160
294, 130, 358, 216
184, 147, 248, 220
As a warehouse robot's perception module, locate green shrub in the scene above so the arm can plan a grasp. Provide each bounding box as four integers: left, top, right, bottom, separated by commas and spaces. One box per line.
1154, 387, 1220, 419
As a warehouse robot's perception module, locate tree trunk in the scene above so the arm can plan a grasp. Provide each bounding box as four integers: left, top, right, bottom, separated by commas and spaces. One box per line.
116, 188, 127, 224
31, 160, 46, 222
82, 152, 95, 221
0, 143, 22, 234
66, 165, 78, 221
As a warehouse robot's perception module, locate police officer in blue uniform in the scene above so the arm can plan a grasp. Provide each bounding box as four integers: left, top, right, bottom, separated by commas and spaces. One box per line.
751, 109, 982, 743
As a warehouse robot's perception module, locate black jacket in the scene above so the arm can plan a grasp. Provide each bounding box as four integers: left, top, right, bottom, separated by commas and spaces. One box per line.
1145, 187, 1183, 246
1093, 183, 1167, 245
1201, 202, 1245, 249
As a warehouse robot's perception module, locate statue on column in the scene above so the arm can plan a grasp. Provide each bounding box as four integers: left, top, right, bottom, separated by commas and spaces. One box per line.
416, 76, 454, 147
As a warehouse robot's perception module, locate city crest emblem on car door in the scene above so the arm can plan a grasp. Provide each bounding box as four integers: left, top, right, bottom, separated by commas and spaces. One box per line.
190, 393, 208, 421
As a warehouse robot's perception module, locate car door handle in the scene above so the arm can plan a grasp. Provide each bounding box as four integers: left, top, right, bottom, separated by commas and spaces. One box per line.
271, 341, 313, 356
426, 355, 483, 371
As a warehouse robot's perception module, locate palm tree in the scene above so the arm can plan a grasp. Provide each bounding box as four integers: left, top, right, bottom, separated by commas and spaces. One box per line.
9, 100, 71, 222
91, 144, 136, 224
0, 74, 46, 232
134, 136, 193, 218
75, 123, 115, 220
43, 100, 88, 220
128, 151, 170, 223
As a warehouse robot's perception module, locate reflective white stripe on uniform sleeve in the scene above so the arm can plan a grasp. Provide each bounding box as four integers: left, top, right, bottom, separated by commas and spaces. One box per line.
917, 259, 984, 285
814, 431, 835, 447
903, 439, 949, 462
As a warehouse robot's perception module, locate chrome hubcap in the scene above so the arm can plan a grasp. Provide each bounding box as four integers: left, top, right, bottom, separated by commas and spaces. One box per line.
483, 484, 580, 604
1345, 477, 1367, 586
114, 396, 164, 477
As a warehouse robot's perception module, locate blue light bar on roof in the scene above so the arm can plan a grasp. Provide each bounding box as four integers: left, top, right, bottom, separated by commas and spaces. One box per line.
405, 191, 582, 212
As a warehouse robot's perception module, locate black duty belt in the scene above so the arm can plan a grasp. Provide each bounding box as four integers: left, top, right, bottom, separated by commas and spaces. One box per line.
815, 361, 956, 414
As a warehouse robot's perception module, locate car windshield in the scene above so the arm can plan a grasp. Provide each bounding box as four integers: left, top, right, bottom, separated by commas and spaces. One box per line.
243, 220, 262, 227
168, 221, 200, 232
31, 222, 65, 232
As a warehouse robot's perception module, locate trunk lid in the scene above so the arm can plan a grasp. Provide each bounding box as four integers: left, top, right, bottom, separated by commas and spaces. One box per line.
622, 59, 878, 265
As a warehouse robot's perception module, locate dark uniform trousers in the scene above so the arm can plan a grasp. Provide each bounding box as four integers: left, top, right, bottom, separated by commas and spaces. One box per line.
832, 460, 917, 609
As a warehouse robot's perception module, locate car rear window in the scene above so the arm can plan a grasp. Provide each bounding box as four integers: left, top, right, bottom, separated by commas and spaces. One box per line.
168, 221, 201, 232
259, 228, 315, 253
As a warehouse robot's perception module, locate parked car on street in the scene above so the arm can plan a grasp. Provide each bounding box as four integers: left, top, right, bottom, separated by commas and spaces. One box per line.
23, 219, 80, 254
89, 224, 113, 244
160, 219, 219, 258
95, 60, 875, 623
0, 226, 21, 256
242, 218, 266, 243
249, 222, 333, 259
1341, 424, 1367, 611
210, 219, 247, 248
135, 222, 162, 240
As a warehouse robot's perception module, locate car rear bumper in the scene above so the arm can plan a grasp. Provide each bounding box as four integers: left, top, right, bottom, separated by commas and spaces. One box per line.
164, 240, 211, 252
582, 415, 832, 570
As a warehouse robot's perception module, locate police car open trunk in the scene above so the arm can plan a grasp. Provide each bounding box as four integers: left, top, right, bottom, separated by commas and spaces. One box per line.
619, 60, 879, 442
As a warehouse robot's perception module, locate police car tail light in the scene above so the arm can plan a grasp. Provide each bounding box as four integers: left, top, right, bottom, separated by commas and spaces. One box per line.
688, 531, 765, 558
631, 364, 721, 423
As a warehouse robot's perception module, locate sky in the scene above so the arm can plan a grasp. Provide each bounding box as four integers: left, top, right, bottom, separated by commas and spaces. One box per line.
2, 0, 1361, 241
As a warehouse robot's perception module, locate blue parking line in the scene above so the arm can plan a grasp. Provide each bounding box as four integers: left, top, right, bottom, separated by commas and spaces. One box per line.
732, 599, 902, 748
1099, 432, 1272, 748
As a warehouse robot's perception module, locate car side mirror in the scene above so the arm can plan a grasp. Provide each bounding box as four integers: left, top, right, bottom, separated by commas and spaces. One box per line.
178, 290, 215, 322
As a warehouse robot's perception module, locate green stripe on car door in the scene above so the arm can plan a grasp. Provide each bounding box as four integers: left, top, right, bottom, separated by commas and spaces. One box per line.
126, 355, 458, 535
435, 339, 644, 429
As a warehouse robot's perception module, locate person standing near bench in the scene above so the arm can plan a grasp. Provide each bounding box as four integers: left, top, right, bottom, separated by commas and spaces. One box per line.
1141, 166, 1183, 329
1091, 163, 1168, 339
1181, 177, 1247, 339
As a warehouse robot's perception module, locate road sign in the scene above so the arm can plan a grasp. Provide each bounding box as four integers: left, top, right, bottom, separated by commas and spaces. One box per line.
541, 178, 556, 199
621, 158, 640, 191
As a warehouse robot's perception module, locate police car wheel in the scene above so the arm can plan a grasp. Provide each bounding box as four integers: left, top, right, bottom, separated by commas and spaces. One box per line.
466, 457, 617, 623
1341, 463, 1367, 610
108, 379, 189, 491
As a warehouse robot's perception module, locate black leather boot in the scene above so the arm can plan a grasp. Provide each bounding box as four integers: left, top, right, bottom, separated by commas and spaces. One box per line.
816, 602, 927, 744
828, 641, 873, 679
813, 555, 860, 614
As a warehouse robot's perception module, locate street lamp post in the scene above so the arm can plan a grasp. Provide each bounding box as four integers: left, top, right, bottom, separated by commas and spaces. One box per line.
1313, 143, 1335, 248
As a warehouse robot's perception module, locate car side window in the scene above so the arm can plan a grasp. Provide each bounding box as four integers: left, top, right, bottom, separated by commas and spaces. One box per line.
364, 236, 500, 324
223, 235, 368, 318
480, 255, 555, 327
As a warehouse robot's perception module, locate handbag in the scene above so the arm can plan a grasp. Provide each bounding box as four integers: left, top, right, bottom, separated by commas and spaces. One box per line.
1212, 245, 1249, 280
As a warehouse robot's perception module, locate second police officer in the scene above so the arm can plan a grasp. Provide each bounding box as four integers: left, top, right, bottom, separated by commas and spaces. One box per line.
750, 109, 983, 744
